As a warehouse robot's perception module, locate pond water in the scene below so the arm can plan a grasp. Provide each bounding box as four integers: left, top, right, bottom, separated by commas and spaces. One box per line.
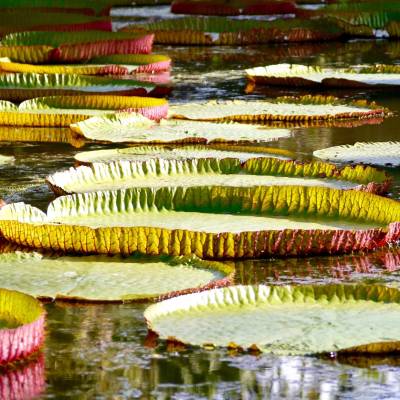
0, 7, 400, 400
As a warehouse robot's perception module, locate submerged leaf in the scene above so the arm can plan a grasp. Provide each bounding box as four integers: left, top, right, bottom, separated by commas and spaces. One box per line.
0, 252, 233, 302
0, 185, 399, 258
314, 142, 400, 167
144, 284, 400, 355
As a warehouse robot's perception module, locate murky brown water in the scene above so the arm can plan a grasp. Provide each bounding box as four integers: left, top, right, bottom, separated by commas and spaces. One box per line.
0, 8, 400, 400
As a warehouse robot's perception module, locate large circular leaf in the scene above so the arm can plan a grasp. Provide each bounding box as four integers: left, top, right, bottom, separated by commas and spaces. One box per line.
0, 252, 233, 302
145, 284, 400, 355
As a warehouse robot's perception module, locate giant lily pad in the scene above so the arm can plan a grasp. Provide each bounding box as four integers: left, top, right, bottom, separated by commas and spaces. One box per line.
169, 96, 389, 125
144, 284, 400, 355
74, 144, 295, 164
1, 31, 154, 62
0, 252, 233, 302
0, 127, 85, 148
171, 0, 297, 15
0, 55, 171, 76
314, 142, 400, 167
122, 16, 343, 45
0, 72, 159, 101
0, 185, 399, 258
0, 45, 54, 64
46, 157, 391, 196
0, 288, 45, 364
0, 96, 168, 126
0, 9, 111, 36
70, 113, 291, 144
246, 64, 400, 88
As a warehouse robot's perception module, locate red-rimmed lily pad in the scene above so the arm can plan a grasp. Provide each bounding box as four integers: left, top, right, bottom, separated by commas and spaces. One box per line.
0, 288, 45, 364
0, 185, 399, 258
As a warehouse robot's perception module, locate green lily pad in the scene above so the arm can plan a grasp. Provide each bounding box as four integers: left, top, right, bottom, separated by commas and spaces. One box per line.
314, 142, 400, 167
46, 157, 390, 195
0, 252, 233, 302
70, 113, 291, 144
144, 284, 400, 355
74, 144, 294, 164
0, 186, 399, 258
246, 63, 400, 88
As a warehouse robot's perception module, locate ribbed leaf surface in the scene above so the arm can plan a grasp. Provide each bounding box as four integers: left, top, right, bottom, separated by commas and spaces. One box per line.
144, 284, 400, 355
0, 185, 399, 258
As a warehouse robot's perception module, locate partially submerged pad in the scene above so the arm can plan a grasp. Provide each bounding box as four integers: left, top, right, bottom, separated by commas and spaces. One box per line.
246, 64, 400, 88
0, 72, 156, 101
0, 96, 168, 127
122, 16, 343, 45
70, 113, 291, 144
46, 157, 390, 196
1, 31, 154, 61
314, 142, 400, 167
169, 96, 388, 124
0, 288, 45, 364
0, 55, 171, 76
0, 185, 399, 258
0, 252, 233, 302
74, 144, 295, 164
144, 284, 400, 355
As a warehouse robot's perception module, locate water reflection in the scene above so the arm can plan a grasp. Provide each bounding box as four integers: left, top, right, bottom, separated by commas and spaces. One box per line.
0, 355, 45, 400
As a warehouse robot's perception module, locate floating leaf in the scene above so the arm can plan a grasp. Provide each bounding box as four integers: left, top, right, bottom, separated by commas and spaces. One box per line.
0, 185, 399, 258
0, 55, 171, 76
246, 63, 400, 88
0, 72, 158, 101
74, 144, 295, 164
169, 96, 389, 124
122, 16, 343, 45
0, 96, 168, 127
0, 127, 85, 148
0, 9, 111, 36
0, 288, 45, 364
0, 252, 233, 302
314, 142, 400, 167
2, 31, 154, 61
46, 157, 390, 196
0, 45, 54, 64
144, 284, 400, 355
70, 113, 291, 144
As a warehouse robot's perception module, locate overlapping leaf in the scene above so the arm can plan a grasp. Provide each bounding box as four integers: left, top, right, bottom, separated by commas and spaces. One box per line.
144, 284, 400, 355
314, 142, 400, 167
0, 72, 156, 101
0, 252, 233, 302
46, 157, 390, 196
0, 96, 168, 127
1, 31, 154, 62
0, 185, 399, 258
70, 113, 291, 144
